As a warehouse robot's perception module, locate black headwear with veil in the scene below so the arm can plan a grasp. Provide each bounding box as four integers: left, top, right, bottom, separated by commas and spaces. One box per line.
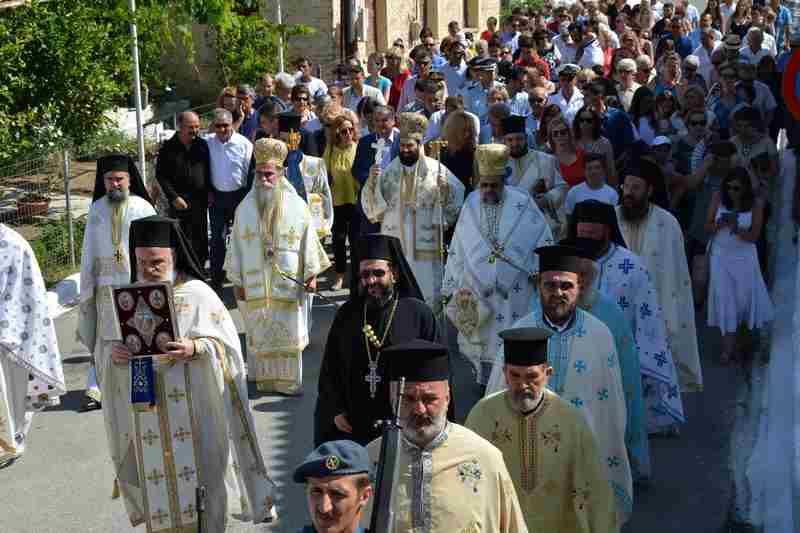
92, 153, 152, 204
349, 234, 424, 301
566, 200, 628, 253
128, 216, 206, 283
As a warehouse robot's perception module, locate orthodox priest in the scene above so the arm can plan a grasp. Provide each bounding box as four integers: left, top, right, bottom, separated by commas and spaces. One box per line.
103, 216, 276, 531
361, 340, 527, 533
466, 327, 618, 532
0, 224, 65, 467
489, 245, 633, 524
569, 200, 685, 436
78, 154, 156, 411
361, 112, 465, 305
502, 115, 567, 237
616, 158, 703, 393
443, 143, 553, 387
226, 138, 331, 395
315, 233, 437, 446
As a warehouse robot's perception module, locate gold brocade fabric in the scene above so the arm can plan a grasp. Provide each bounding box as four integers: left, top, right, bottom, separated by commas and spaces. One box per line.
110, 199, 128, 264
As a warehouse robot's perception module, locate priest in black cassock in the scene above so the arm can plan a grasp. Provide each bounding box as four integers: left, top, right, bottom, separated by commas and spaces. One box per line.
314, 233, 438, 446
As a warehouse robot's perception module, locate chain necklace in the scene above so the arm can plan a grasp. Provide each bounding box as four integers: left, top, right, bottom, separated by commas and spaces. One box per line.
110, 198, 128, 265
362, 295, 399, 399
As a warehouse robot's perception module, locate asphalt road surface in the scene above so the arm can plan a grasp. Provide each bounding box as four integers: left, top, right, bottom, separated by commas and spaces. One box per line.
0, 271, 741, 532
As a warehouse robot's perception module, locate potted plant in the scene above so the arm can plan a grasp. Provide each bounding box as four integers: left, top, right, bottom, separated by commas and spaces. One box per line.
16, 192, 51, 218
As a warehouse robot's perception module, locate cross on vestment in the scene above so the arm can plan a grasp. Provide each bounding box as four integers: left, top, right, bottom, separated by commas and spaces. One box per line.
114, 248, 124, 265
365, 361, 382, 399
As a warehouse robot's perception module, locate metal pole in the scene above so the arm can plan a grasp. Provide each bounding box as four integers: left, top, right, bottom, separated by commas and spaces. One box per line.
128, 0, 147, 182
62, 149, 76, 269
276, 0, 285, 72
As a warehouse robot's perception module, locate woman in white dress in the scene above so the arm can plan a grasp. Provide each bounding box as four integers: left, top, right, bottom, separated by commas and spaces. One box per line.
706, 166, 774, 363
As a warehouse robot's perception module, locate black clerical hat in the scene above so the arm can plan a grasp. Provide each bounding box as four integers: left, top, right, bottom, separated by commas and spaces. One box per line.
92, 153, 152, 204
500, 327, 552, 366
129, 216, 205, 282
622, 155, 663, 188
502, 115, 526, 135
353, 234, 424, 301
568, 200, 627, 249
278, 112, 302, 132
535, 245, 586, 274
384, 340, 450, 382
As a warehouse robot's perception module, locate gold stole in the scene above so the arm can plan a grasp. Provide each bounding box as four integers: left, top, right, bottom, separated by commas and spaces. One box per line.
110, 199, 129, 266
133, 363, 201, 532
397, 162, 440, 261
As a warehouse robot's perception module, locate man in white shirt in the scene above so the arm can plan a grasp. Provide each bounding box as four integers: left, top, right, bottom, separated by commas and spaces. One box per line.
570, 21, 604, 69
564, 152, 620, 217
294, 56, 328, 99
694, 28, 722, 84
206, 108, 254, 293
689, 13, 722, 49
552, 23, 578, 64
739, 27, 774, 65
736, 62, 777, 127
720, 0, 737, 33
342, 61, 386, 112
440, 40, 468, 95
546, 63, 585, 125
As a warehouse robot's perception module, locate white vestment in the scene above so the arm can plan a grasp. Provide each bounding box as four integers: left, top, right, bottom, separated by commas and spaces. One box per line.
505, 150, 568, 238
362, 154, 465, 305
617, 205, 703, 392
491, 308, 633, 523
226, 179, 331, 394
443, 188, 553, 384
593, 243, 686, 432
0, 224, 65, 462
78, 195, 157, 401
301, 154, 334, 239
101, 278, 277, 531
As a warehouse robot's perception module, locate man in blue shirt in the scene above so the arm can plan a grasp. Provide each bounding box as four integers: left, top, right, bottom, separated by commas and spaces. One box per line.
294, 440, 373, 533
584, 80, 635, 160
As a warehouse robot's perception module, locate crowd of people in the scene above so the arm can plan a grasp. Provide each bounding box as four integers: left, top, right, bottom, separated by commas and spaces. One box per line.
2, 0, 800, 531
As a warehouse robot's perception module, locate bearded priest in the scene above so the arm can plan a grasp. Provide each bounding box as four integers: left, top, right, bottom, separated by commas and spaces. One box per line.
103, 216, 277, 531
361, 112, 465, 305
443, 143, 553, 387
77, 154, 156, 411
616, 157, 702, 393
466, 327, 618, 532
362, 339, 527, 533
226, 138, 331, 395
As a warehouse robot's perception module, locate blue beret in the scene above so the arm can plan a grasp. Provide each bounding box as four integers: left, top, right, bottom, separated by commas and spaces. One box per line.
293, 440, 371, 483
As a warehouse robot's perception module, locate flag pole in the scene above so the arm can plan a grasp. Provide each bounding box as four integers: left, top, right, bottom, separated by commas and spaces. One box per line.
128, 0, 147, 182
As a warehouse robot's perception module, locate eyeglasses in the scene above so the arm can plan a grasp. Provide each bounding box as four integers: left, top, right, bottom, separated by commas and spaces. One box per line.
551, 128, 570, 137
293, 96, 309, 101
338, 127, 354, 135
359, 268, 388, 279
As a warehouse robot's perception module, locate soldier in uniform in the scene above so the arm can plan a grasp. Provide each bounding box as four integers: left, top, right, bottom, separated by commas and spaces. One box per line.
294, 440, 374, 533
459, 57, 504, 135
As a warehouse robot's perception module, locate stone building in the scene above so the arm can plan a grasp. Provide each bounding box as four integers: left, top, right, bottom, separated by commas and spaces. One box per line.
264, 0, 500, 76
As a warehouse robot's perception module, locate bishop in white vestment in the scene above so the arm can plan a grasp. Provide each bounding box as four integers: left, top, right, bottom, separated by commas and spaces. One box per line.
103, 216, 277, 531
361, 112, 465, 305
226, 138, 331, 395
502, 116, 567, 238
444, 144, 553, 385
570, 200, 685, 434
616, 161, 702, 393
0, 224, 65, 466
78, 154, 156, 410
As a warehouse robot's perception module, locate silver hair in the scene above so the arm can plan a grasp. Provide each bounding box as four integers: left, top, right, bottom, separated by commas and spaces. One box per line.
274, 72, 296, 90
213, 108, 232, 125
237, 84, 256, 98
372, 104, 394, 117
635, 54, 653, 68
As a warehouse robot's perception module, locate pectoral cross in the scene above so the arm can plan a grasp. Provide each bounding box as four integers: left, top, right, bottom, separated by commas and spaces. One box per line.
364, 361, 382, 399
114, 248, 124, 265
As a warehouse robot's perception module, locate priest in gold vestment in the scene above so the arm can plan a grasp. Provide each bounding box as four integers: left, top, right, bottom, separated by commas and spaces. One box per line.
362, 340, 528, 533
103, 216, 277, 531
226, 138, 330, 395
466, 327, 618, 532
361, 112, 465, 305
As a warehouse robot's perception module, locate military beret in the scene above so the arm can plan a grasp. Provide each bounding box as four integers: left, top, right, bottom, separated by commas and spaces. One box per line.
293, 440, 371, 483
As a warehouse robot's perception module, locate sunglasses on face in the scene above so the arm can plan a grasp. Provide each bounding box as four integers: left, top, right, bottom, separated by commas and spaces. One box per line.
294, 96, 309, 101
551, 128, 570, 137
359, 268, 389, 280
338, 127, 354, 135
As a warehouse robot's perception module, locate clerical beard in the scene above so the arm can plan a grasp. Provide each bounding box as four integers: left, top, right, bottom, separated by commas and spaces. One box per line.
401, 407, 448, 447
620, 193, 650, 221
361, 283, 395, 309
107, 188, 129, 204
509, 144, 528, 159
398, 149, 420, 167
510, 388, 544, 413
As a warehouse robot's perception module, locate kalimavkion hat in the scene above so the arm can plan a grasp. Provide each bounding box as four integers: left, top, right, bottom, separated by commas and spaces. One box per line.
500, 327, 553, 366
384, 340, 450, 382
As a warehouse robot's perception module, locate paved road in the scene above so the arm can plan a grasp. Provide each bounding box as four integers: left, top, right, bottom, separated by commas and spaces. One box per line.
0, 270, 742, 532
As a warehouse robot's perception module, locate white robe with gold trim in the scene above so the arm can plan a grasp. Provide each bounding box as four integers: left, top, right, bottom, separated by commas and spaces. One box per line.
616, 204, 703, 392
301, 155, 334, 239
101, 278, 277, 531
225, 179, 330, 394
363, 423, 528, 533
361, 155, 465, 305
443, 187, 553, 384
78, 196, 156, 400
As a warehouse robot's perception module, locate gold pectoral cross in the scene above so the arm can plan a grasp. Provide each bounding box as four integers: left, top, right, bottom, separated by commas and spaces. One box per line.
114, 248, 124, 265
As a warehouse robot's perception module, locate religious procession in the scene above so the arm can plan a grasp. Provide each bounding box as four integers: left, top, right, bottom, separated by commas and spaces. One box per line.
2, 0, 800, 530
